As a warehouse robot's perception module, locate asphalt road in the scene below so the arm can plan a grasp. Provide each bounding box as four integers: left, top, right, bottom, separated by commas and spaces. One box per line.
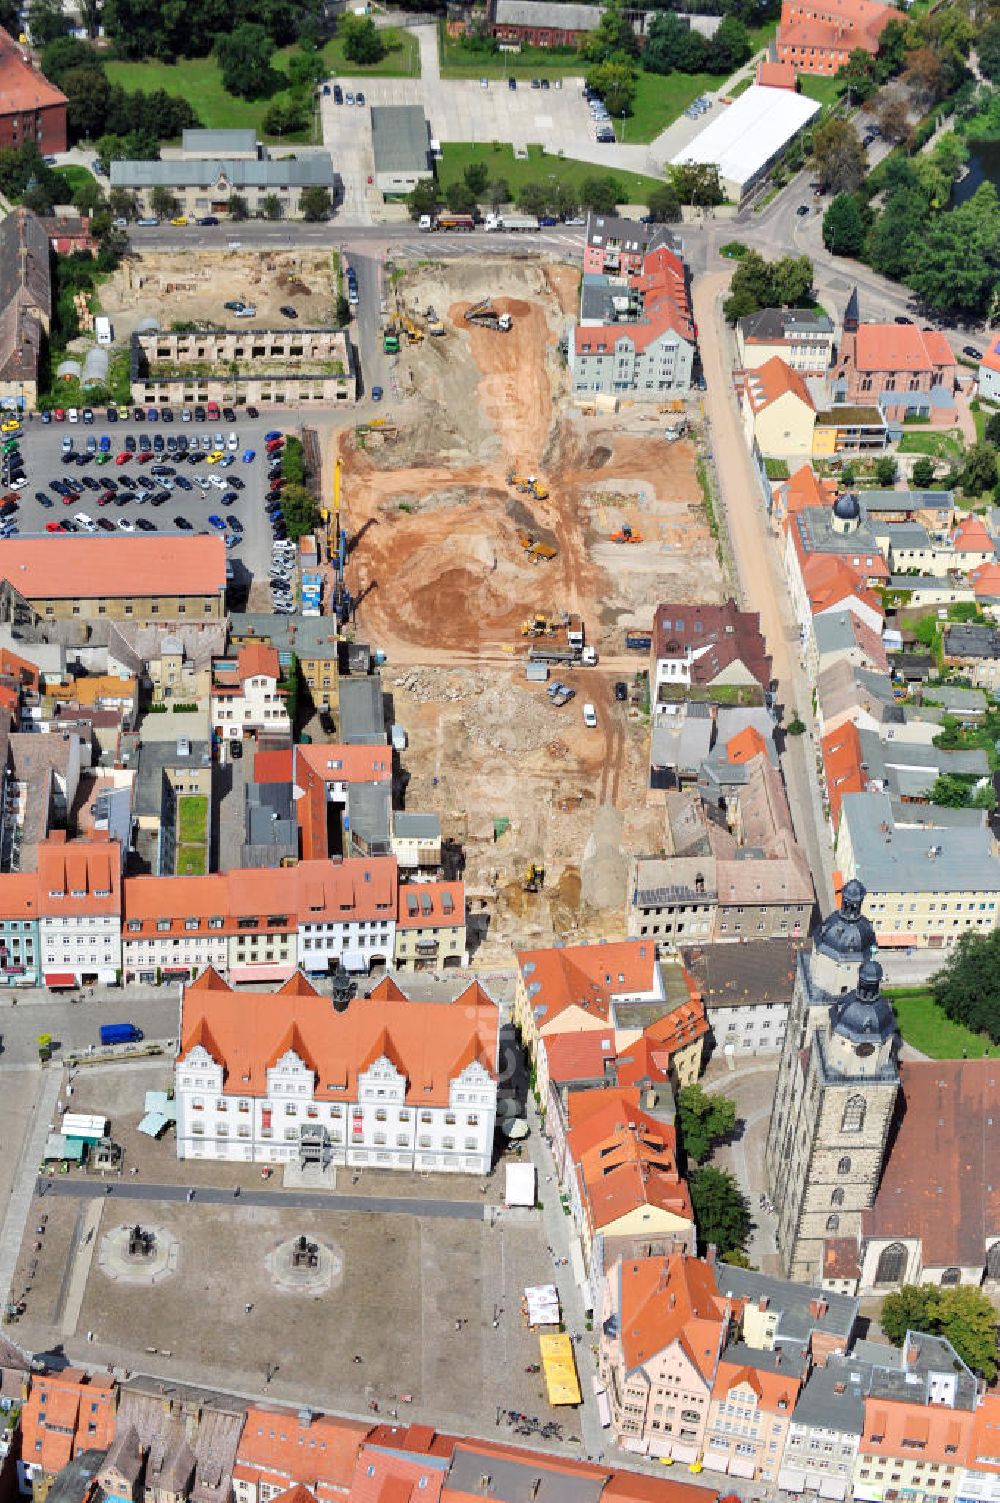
35, 1176, 485, 1218
6, 412, 291, 599
0, 990, 179, 1065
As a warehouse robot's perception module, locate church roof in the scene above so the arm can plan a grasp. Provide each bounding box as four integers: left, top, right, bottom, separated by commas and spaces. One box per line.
814, 880, 874, 966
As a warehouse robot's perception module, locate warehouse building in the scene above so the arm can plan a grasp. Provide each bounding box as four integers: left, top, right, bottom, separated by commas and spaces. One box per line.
370, 106, 432, 198
0, 536, 228, 622
110, 140, 336, 221
670, 85, 819, 205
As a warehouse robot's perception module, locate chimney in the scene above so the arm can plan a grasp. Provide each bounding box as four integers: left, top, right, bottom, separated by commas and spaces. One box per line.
706, 1243, 717, 1266
808, 1298, 829, 1320
758, 1297, 769, 1312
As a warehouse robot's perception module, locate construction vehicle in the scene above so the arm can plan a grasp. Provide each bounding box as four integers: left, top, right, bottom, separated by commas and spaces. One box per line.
425, 306, 445, 336
400, 311, 424, 345
520, 614, 557, 637
483, 214, 540, 233
466, 297, 512, 333
610, 525, 643, 544
529, 643, 597, 666
419, 213, 476, 232
516, 530, 558, 564
506, 471, 549, 500
523, 863, 546, 893
383, 321, 400, 355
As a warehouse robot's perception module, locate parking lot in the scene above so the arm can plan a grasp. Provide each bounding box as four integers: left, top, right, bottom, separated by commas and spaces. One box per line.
2, 410, 296, 602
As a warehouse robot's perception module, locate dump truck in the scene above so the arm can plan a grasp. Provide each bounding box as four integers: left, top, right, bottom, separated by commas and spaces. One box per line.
610, 525, 643, 544
529, 644, 597, 666
625, 630, 653, 651
425, 306, 445, 336
383, 322, 400, 355
483, 214, 540, 233
516, 530, 557, 563
466, 297, 512, 333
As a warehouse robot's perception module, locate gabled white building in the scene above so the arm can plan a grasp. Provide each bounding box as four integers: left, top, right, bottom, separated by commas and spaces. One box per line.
175, 968, 499, 1175
37, 833, 122, 987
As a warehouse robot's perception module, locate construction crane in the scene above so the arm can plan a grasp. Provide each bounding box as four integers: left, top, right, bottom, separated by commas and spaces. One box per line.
330, 455, 352, 624
610, 525, 644, 544
465, 297, 512, 333
522, 863, 545, 893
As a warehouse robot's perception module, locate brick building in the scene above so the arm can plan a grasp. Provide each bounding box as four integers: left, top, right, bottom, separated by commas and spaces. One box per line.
0, 29, 66, 153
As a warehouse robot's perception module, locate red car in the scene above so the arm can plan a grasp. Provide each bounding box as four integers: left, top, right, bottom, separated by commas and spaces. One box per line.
52, 409, 66, 422
137, 450, 153, 463
115, 452, 130, 465
97, 493, 113, 506
265, 438, 283, 453
46, 521, 64, 532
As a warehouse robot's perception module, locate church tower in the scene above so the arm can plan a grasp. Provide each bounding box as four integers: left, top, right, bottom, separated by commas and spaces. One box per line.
765, 881, 900, 1282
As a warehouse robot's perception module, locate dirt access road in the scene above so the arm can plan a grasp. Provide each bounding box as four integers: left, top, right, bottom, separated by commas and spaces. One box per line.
693, 270, 833, 910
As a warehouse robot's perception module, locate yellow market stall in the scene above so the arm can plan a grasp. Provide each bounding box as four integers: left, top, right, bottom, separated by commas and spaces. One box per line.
539, 1332, 582, 1407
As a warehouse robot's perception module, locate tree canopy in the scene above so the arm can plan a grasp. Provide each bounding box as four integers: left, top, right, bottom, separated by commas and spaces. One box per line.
722, 250, 814, 323
689, 1166, 751, 1258
339, 14, 386, 65
881, 1284, 999, 1380
811, 119, 867, 195
677, 1084, 737, 1166
104, 0, 320, 60
823, 193, 866, 257
932, 929, 1000, 1043
215, 23, 278, 99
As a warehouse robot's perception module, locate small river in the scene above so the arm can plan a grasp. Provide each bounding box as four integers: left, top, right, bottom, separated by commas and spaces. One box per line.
954, 138, 1000, 204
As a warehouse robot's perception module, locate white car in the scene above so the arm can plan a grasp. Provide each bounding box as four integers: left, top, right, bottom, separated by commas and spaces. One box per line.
227, 432, 238, 451
210, 475, 226, 489
67, 407, 79, 422
117, 517, 134, 532
582, 702, 598, 728
73, 512, 97, 532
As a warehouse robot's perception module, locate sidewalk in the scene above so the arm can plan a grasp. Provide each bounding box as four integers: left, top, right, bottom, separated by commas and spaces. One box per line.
0, 1064, 61, 1312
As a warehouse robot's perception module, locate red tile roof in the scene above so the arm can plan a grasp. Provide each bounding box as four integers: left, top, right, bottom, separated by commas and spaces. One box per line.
37, 833, 120, 917
616, 1252, 736, 1375
952, 515, 995, 554
0, 27, 67, 112
20, 1369, 115, 1477
852, 324, 956, 374
0, 535, 226, 600
742, 356, 815, 415
653, 600, 772, 690
236, 1408, 370, 1494
711, 1355, 802, 1413
516, 939, 659, 1032
574, 244, 693, 357
755, 59, 797, 88
727, 726, 769, 764
967, 1392, 1000, 1476
779, 465, 838, 517
861, 1397, 973, 1467
972, 562, 1000, 599
569, 1096, 693, 1232
542, 1028, 616, 1085
863, 1059, 1000, 1268
396, 881, 464, 929
254, 748, 294, 784
777, 0, 895, 58
179, 971, 498, 1104
821, 722, 867, 825
980, 336, 1000, 377
803, 554, 885, 618
238, 642, 281, 682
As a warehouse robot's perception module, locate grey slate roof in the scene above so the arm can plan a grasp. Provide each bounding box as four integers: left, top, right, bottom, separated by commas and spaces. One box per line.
110, 154, 335, 189
447, 1441, 606, 1503
393, 811, 440, 839
717, 1267, 858, 1347
370, 106, 431, 175
840, 790, 1000, 894
859, 488, 954, 514
681, 939, 802, 1010
944, 623, 1000, 660
739, 307, 834, 341
494, 0, 602, 28
339, 674, 386, 745
181, 128, 257, 155
790, 1358, 867, 1436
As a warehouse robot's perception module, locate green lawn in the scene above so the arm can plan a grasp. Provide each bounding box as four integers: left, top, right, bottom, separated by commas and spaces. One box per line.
176, 845, 207, 876
104, 30, 419, 138
886, 986, 1000, 1058
798, 74, 844, 107
177, 794, 208, 846
53, 164, 98, 198
627, 68, 726, 143
436, 141, 665, 206
897, 429, 965, 460
439, 23, 584, 80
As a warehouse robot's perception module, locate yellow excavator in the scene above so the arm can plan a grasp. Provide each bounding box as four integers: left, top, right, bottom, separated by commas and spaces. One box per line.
506, 471, 549, 501
523, 863, 546, 893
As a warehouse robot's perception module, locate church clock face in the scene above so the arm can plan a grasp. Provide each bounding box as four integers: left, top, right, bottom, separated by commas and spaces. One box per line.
855, 1042, 875, 1057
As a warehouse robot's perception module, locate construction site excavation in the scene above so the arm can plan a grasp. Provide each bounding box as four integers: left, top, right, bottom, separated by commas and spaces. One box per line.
338, 255, 723, 956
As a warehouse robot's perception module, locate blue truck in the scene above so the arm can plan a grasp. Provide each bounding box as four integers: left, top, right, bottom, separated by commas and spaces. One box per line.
99, 1022, 143, 1046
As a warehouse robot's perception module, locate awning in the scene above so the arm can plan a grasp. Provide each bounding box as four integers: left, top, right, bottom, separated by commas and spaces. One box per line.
730, 1458, 756, 1479
538, 1332, 582, 1406
779, 1471, 808, 1493
43, 1132, 86, 1162
569, 1236, 590, 1304
703, 1452, 730, 1473
591, 1376, 611, 1429
138, 1111, 169, 1138
820, 1480, 847, 1500
524, 1284, 560, 1326
672, 1445, 699, 1465
229, 964, 296, 983
44, 971, 77, 987
872, 933, 915, 948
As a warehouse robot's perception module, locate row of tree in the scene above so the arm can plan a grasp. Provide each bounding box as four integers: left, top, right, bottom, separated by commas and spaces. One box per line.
102, 0, 322, 62
41, 36, 197, 147
643, 12, 752, 78
722, 249, 815, 322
